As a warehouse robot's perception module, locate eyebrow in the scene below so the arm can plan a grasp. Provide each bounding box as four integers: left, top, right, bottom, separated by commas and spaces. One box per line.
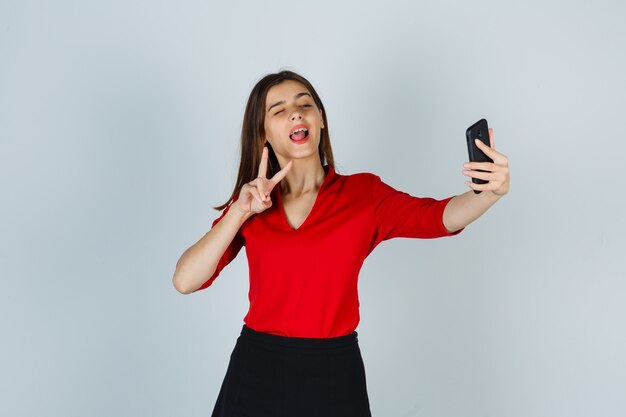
267, 92, 312, 113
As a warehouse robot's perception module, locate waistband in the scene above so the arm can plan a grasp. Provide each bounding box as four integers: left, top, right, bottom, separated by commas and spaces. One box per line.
239, 324, 359, 349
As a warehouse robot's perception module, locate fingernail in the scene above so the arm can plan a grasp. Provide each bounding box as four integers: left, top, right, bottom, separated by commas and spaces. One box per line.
475, 139, 480, 144
463, 163, 470, 168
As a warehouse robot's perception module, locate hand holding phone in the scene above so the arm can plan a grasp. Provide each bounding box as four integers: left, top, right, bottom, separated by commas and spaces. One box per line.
465, 118, 494, 194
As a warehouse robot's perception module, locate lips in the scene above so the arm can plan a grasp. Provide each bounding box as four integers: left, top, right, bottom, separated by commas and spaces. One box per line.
289, 124, 309, 141
289, 124, 309, 135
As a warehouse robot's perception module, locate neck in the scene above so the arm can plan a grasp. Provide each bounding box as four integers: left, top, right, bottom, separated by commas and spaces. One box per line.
279, 157, 326, 197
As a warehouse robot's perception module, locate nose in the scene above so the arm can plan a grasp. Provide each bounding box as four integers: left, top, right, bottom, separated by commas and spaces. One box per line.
290, 111, 302, 121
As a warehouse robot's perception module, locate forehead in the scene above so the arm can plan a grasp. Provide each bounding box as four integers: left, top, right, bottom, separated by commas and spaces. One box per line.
265, 80, 311, 105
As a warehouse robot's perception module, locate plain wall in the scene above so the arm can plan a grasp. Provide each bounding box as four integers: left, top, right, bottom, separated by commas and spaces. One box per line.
1, 0, 625, 416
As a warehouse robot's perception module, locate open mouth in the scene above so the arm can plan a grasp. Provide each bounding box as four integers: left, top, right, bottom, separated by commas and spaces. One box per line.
289, 128, 309, 141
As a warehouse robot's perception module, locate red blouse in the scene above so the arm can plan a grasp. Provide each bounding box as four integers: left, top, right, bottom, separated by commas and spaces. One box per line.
194, 165, 463, 338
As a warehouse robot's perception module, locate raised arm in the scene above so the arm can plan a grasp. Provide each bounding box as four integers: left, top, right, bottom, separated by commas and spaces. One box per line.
172, 205, 253, 294
172, 146, 292, 294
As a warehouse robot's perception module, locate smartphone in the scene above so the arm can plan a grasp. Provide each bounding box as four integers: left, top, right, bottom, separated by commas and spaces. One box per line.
466, 118, 493, 194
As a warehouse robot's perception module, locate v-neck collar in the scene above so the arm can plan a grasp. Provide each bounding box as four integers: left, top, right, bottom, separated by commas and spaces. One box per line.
276, 164, 335, 231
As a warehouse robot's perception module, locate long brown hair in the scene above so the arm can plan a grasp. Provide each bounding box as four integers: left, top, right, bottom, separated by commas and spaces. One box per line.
214, 70, 336, 211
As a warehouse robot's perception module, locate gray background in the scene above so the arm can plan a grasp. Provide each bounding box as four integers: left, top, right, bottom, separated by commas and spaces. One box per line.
1, 0, 625, 416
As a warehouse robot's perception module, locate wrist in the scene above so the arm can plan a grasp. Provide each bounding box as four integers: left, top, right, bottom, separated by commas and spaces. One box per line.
483, 190, 504, 202
228, 200, 255, 222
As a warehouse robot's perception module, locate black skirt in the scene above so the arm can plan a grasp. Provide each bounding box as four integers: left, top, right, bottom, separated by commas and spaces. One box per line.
211, 324, 372, 417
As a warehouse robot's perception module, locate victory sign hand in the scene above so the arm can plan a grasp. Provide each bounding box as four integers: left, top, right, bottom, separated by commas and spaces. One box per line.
234, 146, 293, 215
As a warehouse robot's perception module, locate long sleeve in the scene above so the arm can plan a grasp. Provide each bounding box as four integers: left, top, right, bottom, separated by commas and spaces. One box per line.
193, 201, 245, 292
369, 174, 463, 252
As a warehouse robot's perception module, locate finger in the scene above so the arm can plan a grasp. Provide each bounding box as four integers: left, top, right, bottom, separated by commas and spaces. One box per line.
463, 169, 497, 182
249, 186, 264, 206
474, 138, 497, 157
257, 178, 267, 202
248, 177, 269, 202
465, 180, 496, 192
474, 139, 507, 165
242, 183, 262, 205
465, 162, 509, 180
258, 146, 268, 179
269, 160, 293, 187
488, 127, 494, 148
464, 161, 497, 172
464, 169, 506, 184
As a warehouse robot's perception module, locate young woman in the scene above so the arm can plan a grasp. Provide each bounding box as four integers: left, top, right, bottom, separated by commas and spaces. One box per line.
173, 70, 510, 417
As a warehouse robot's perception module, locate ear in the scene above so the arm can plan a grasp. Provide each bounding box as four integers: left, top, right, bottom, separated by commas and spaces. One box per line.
320, 109, 324, 129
